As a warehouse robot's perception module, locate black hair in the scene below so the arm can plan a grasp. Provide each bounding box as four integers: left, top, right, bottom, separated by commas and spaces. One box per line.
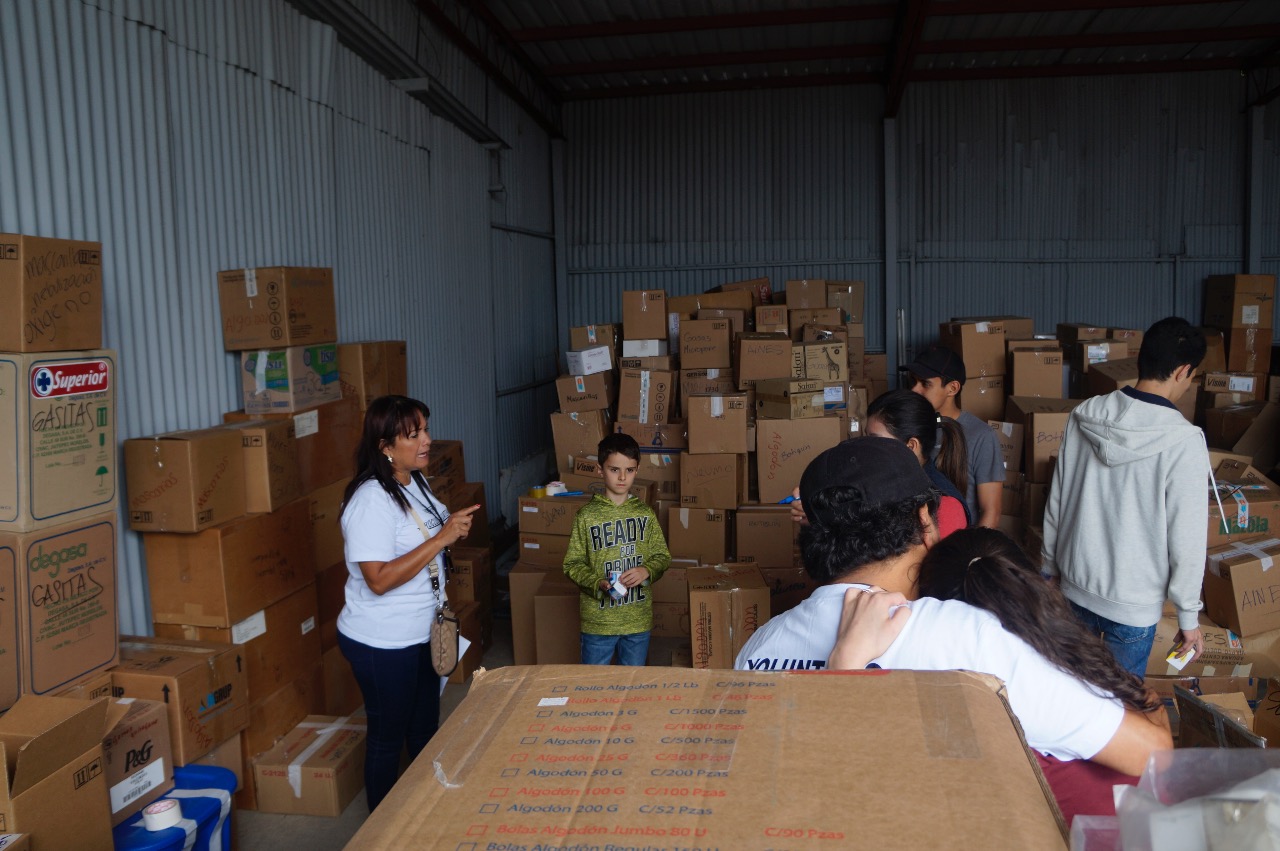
867, 390, 969, 494
598, 432, 640, 464
1138, 317, 1206, 381
799, 488, 939, 584
918, 528, 1159, 713
340, 395, 431, 517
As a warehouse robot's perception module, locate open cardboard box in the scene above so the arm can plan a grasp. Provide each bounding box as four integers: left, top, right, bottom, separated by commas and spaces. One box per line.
346, 666, 1066, 849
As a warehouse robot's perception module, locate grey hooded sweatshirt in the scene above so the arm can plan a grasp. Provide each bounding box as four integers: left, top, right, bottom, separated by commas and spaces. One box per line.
1041, 389, 1208, 632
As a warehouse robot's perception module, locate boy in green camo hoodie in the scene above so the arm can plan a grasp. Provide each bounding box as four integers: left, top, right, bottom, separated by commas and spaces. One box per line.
563, 433, 671, 665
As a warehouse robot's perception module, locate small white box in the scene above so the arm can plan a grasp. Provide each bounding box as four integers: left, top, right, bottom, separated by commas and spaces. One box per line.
622, 339, 669, 358
565, 345, 612, 376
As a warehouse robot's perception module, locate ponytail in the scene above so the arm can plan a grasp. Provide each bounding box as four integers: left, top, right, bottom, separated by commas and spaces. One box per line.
935, 417, 969, 495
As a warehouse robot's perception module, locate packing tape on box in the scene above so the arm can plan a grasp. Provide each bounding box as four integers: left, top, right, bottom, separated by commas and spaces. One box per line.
288, 714, 359, 798
142, 799, 183, 831
710, 396, 724, 418
1208, 538, 1280, 576
638, 370, 651, 424
169, 786, 232, 851
587, 324, 598, 343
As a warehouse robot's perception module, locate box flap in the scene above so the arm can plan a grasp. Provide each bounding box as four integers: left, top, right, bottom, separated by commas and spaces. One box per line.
0, 696, 109, 797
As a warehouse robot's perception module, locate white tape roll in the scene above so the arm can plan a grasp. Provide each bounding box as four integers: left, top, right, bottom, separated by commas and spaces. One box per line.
545, 482, 567, 496
143, 798, 182, 831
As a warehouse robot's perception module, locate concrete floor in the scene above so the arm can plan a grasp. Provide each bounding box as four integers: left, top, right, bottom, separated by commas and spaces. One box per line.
236, 615, 518, 851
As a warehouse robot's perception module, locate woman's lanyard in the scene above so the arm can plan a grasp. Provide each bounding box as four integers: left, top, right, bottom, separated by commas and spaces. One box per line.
404, 473, 450, 600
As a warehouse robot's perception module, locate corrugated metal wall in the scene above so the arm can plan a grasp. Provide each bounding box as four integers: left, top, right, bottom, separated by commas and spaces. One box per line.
0, 0, 550, 634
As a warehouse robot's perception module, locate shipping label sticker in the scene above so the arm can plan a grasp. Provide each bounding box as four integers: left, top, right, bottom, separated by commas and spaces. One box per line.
1242, 305, 1260, 325
975, 322, 991, 333
109, 759, 166, 813
244, 268, 258, 298
574, 376, 585, 393
587, 325, 598, 343
301, 616, 316, 635
293, 410, 319, 438
1228, 376, 1255, 393
231, 610, 268, 644
538, 697, 570, 706
823, 386, 843, 403
1087, 344, 1108, 361
638, 371, 652, 424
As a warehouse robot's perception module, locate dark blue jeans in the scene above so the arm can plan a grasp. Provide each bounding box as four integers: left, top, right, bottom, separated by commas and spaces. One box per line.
1068, 602, 1157, 679
581, 631, 651, 666
338, 631, 440, 811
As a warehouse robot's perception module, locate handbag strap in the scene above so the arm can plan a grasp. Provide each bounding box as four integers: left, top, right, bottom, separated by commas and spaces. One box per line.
405, 503, 447, 617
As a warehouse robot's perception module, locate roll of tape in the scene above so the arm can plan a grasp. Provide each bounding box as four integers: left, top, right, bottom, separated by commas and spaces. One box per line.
143, 798, 182, 831
545, 482, 567, 496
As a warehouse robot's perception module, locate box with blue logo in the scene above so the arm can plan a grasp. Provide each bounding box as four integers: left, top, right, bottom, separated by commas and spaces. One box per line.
239, 344, 341, 414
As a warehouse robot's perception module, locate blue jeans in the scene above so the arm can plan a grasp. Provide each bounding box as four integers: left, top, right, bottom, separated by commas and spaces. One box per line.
581, 631, 651, 666
1069, 602, 1157, 679
338, 631, 440, 811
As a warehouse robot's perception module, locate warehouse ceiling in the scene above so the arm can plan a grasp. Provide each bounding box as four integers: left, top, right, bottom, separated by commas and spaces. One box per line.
296, 1, 1280, 136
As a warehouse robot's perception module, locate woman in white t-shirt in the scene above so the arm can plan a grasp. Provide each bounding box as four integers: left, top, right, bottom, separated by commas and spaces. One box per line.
337, 395, 481, 811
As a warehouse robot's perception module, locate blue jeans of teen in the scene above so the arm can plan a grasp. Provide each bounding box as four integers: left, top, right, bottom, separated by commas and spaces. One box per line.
1069, 602, 1157, 679
338, 631, 440, 811
581, 631, 651, 666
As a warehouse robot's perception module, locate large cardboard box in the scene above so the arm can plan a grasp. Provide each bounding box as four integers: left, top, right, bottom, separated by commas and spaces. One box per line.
1208, 459, 1280, 546
758, 565, 819, 614
253, 714, 367, 817
734, 504, 796, 568
344, 667, 1067, 850
827, 280, 865, 323
1203, 536, 1280, 637
446, 546, 492, 608
224, 419, 303, 515
681, 369, 736, 413
755, 378, 824, 419
796, 340, 847, 382
550, 411, 611, 479
112, 637, 250, 765
963, 375, 1006, 423
1203, 371, 1267, 402
688, 564, 770, 669
1223, 326, 1269, 373
698, 310, 749, 342
787, 308, 841, 340
517, 494, 590, 536
651, 601, 692, 638
102, 698, 174, 826
0, 514, 117, 697
617, 369, 676, 424
1145, 614, 1247, 677
1056, 323, 1107, 344
192, 732, 244, 795
154, 582, 321, 704
569, 324, 620, 365
680, 453, 746, 510
306, 477, 347, 572
735, 332, 793, 388
509, 563, 564, 665
533, 584, 581, 665
123, 427, 246, 532
316, 560, 346, 652
336, 341, 389, 412
448, 600, 486, 684
0, 350, 117, 532
615, 420, 687, 451
1009, 349, 1064, 398
1004, 397, 1081, 483
685, 394, 749, 454
1204, 274, 1276, 330
679, 319, 732, 369
1086, 356, 1138, 397
755, 305, 788, 334
382, 341, 407, 396
224, 395, 361, 495
784, 278, 827, 309
622, 290, 667, 340
217, 266, 337, 350
0, 695, 118, 851
667, 508, 730, 564
239, 663, 326, 810
555, 372, 614, 413
1065, 339, 1128, 374
989, 420, 1025, 473
715, 277, 772, 307
518, 532, 571, 568
0, 235, 103, 352
145, 498, 314, 627
939, 320, 1005, 378
636, 451, 680, 501
240, 344, 342, 414
755, 417, 842, 503
322, 645, 361, 716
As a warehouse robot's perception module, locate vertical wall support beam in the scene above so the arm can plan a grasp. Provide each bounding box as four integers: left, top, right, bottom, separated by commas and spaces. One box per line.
883, 116, 901, 382
552, 137, 570, 356
1246, 103, 1264, 273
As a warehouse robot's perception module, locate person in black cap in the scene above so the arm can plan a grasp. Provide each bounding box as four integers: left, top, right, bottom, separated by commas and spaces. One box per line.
734, 438, 1171, 826
903, 344, 1004, 528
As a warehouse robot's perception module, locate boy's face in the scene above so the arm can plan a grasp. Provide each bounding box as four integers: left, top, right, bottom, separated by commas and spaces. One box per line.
910, 374, 956, 411
599, 451, 638, 500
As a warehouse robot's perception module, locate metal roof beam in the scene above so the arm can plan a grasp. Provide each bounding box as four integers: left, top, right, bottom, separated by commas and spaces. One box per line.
909, 56, 1249, 81
558, 72, 881, 101
885, 0, 930, 117
510, 5, 896, 43
921, 24, 1280, 54
930, 0, 1244, 14
543, 44, 887, 77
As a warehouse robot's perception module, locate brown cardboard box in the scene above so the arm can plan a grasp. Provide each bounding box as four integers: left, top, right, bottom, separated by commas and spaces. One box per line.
508, 563, 566, 665
224, 395, 362, 494
962, 375, 1006, 423
154, 582, 321, 704
616, 421, 687, 451
715, 277, 773, 307
224, 419, 303, 514
446, 481, 490, 549
735, 332, 793, 388
124, 428, 247, 532
343, 666, 1067, 850
381, 341, 407, 396
555, 372, 614, 413
560, 473, 656, 507
1107, 326, 1144, 349
686, 394, 749, 454
0, 514, 117, 697
826, 281, 865, 323
1223, 327, 1268, 373
1203, 537, 1280, 637
1203, 371, 1267, 401
862, 353, 888, 397
1056, 323, 1108, 344
688, 565, 771, 669
939, 320, 1005, 378
651, 602, 691, 638
755, 417, 842, 503
1144, 675, 1268, 744
1001, 470, 1026, 518
667, 508, 730, 564
637, 452, 681, 501
734, 505, 796, 568
1145, 614, 1247, 677
755, 305, 788, 334
533, 585, 581, 665
796, 341, 848, 382
0, 350, 118, 532
112, 636, 250, 764
240, 344, 342, 414
306, 478, 347, 572
240, 662, 326, 810
1086, 356, 1138, 397
517, 494, 589, 536
1065, 339, 1129, 374
650, 565, 689, 604
449, 601, 486, 684
1221, 401, 1279, 473
955, 316, 1035, 341
622, 339, 669, 359
989, 421, 1024, 473
1200, 328, 1227, 373
145, 498, 314, 627
336, 342, 389, 412
1205, 402, 1267, 449
0, 695, 118, 851
316, 561, 346, 651
787, 308, 842, 341
618, 369, 676, 425
622, 290, 668, 340
253, 714, 367, 817
1209, 459, 1280, 546
755, 378, 825, 419
1021, 482, 1050, 528
446, 546, 492, 608
192, 731, 244, 794
667, 291, 754, 319
784, 278, 827, 309
0, 235, 103, 352
680, 369, 736, 413
1009, 349, 1064, 398
679, 319, 733, 369
551, 411, 611, 477
680, 453, 746, 510
322, 645, 362, 716
217, 267, 337, 350
757, 565, 818, 614
1204, 274, 1276, 330
1004, 396, 1081, 483
102, 698, 174, 826
570, 324, 620, 364
518, 532, 570, 568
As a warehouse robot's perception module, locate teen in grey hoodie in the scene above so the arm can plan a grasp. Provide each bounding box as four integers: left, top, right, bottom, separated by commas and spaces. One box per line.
1041, 318, 1209, 677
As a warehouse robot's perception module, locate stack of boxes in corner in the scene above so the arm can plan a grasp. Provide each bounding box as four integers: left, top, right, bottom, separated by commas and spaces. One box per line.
523, 278, 879, 670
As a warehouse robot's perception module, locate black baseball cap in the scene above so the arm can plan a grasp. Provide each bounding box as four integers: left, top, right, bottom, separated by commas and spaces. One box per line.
904, 344, 967, 387
799, 438, 934, 527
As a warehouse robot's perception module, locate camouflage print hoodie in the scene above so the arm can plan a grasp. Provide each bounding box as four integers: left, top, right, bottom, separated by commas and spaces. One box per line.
563, 494, 671, 635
